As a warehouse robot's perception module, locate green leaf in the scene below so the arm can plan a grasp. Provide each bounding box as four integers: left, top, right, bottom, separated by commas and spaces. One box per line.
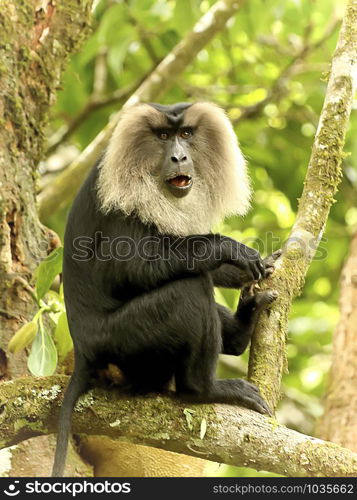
54, 312, 73, 361
35, 247, 63, 301
8, 321, 38, 354
28, 326, 58, 376
200, 418, 207, 440
108, 41, 132, 79
173, 0, 197, 32
183, 408, 195, 431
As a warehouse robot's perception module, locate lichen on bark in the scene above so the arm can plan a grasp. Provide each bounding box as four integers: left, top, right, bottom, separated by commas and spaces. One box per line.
1, 376, 357, 477
0, 0, 94, 476
248, 0, 357, 411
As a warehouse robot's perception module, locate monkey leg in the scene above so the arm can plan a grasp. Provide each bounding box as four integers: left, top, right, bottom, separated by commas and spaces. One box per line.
218, 288, 278, 356
174, 316, 272, 415
175, 353, 272, 415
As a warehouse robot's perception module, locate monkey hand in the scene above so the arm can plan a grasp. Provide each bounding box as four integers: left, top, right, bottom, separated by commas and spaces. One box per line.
224, 241, 267, 283
262, 249, 282, 278
234, 247, 282, 286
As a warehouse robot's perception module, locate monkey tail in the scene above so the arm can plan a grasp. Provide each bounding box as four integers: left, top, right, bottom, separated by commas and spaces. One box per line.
52, 370, 89, 477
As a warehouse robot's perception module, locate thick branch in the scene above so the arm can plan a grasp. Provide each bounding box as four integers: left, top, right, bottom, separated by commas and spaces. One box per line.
45, 79, 142, 156
248, 0, 357, 409
0, 0, 93, 373
38, 0, 246, 221
1, 376, 357, 477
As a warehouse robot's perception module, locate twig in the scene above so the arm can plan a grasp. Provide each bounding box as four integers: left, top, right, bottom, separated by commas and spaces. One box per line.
46, 80, 141, 155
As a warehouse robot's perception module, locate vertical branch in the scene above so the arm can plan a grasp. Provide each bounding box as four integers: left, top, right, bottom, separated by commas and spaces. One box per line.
248, 0, 357, 410
317, 232, 357, 451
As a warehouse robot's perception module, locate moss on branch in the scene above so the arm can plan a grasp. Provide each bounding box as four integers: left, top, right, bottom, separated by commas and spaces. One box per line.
248, 0, 357, 410
1, 376, 357, 477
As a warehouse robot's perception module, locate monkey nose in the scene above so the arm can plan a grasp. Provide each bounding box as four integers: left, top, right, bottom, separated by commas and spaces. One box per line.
171, 155, 187, 163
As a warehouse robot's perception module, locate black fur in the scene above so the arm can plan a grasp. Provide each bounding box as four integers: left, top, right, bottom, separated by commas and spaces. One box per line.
149, 102, 192, 127
52, 164, 278, 476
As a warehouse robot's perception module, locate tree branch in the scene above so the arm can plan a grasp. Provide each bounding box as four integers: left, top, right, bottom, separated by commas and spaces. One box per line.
38, 0, 246, 221
1, 376, 357, 477
45, 79, 145, 156
248, 0, 357, 410
317, 231, 357, 451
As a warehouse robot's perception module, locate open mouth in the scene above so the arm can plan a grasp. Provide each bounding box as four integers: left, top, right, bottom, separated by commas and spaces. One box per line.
165, 175, 193, 198
167, 175, 192, 188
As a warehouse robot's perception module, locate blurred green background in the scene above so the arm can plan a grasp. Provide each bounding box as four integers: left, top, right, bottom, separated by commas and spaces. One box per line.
42, 0, 356, 477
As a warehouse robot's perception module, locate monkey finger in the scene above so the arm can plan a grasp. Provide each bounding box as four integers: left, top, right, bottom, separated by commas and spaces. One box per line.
264, 250, 282, 268
265, 265, 275, 277
248, 259, 263, 280
257, 259, 266, 279
242, 283, 256, 297
272, 249, 283, 259
250, 264, 261, 281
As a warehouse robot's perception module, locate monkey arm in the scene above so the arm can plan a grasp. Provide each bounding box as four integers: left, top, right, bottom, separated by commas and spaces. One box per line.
119, 234, 265, 291
217, 301, 256, 356
211, 264, 252, 289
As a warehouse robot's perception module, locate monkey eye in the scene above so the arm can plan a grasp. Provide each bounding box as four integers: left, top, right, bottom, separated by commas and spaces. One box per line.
158, 131, 169, 140
180, 128, 193, 139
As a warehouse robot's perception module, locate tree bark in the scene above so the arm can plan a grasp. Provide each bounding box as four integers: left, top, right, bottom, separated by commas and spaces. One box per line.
317, 232, 357, 452
248, 0, 357, 410
1, 376, 357, 477
0, 0, 93, 476
2, 0, 356, 479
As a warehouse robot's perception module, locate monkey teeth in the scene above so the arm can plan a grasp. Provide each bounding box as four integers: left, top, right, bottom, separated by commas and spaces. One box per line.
167, 175, 192, 188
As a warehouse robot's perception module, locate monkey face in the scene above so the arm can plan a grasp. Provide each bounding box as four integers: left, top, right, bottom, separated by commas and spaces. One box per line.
147, 102, 195, 198
156, 127, 194, 198
97, 101, 252, 236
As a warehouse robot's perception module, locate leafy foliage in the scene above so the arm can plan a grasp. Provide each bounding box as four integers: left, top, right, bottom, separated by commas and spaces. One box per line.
35, 247, 63, 301
8, 248, 66, 376
28, 319, 58, 377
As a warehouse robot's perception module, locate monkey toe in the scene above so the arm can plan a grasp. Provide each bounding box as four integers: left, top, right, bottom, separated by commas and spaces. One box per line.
244, 380, 260, 393
255, 289, 279, 308
233, 380, 272, 415
244, 395, 273, 416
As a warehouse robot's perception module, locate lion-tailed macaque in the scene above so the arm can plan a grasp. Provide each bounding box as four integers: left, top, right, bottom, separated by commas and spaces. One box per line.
52, 102, 280, 477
